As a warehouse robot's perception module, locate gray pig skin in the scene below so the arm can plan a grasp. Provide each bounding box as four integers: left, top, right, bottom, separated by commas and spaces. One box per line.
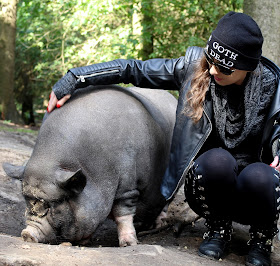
18, 85, 177, 246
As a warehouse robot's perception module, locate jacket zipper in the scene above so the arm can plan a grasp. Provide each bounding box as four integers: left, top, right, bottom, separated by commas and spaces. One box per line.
167, 106, 212, 201
78, 69, 119, 82
259, 147, 264, 162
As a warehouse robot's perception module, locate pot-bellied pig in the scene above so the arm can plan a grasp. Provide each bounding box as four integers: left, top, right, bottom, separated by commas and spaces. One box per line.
5, 85, 177, 246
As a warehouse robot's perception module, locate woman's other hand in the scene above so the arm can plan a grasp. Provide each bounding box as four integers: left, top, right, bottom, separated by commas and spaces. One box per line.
47, 91, 71, 113
270, 156, 280, 172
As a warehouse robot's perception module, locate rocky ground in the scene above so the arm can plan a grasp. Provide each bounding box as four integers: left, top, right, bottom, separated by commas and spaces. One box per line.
1, 120, 280, 265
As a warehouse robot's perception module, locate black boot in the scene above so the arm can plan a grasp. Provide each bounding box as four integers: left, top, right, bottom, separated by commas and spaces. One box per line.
246, 227, 277, 266
198, 219, 232, 260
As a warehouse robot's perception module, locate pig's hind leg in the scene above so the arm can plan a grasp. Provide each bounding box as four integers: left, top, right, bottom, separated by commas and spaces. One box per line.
112, 189, 140, 247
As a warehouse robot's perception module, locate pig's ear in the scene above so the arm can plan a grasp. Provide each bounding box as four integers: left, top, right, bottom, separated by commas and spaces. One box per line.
56, 169, 86, 195
2, 162, 25, 180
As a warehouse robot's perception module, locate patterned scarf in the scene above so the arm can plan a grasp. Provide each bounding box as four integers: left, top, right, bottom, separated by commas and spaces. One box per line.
210, 63, 276, 149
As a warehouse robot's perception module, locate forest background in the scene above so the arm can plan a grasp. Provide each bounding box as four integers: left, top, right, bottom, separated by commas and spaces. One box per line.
0, 0, 279, 125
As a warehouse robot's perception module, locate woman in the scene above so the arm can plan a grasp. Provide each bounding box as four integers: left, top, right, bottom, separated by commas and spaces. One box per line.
48, 12, 280, 266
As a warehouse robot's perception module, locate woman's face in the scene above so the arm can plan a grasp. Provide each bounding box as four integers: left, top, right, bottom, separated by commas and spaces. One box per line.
204, 48, 250, 86
209, 63, 249, 86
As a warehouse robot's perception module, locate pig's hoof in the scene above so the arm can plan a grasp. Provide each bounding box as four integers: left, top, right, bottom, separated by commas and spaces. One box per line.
21, 229, 39, 243
155, 209, 168, 228
119, 234, 138, 247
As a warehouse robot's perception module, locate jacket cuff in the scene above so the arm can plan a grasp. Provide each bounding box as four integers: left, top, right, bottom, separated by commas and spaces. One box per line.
52, 71, 77, 100
271, 138, 280, 158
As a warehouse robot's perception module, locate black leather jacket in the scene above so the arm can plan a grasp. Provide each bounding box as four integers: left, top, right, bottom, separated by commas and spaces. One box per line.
53, 46, 280, 200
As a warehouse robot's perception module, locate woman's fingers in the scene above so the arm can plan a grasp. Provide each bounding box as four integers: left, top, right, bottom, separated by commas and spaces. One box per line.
47, 92, 71, 112
47, 91, 58, 113
57, 94, 71, 108
270, 156, 280, 171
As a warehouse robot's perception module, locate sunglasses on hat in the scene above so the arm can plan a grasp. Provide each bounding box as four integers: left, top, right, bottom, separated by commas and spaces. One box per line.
204, 49, 235, 76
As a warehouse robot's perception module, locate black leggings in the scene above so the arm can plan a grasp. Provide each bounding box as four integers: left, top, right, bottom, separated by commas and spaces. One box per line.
185, 148, 280, 228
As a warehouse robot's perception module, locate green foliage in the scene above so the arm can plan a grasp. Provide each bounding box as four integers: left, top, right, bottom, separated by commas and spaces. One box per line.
143, 0, 243, 58
16, 0, 137, 103
15, 0, 243, 123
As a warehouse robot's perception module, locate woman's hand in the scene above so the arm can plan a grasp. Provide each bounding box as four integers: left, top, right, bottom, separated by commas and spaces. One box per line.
270, 156, 280, 171
47, 91, 71, 113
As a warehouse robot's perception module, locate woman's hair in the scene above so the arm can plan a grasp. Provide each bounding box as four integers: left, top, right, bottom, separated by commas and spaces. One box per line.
184, 56, 211, 123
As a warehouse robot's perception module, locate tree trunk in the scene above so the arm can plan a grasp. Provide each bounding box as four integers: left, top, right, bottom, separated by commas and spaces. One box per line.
139, 0, 154, 60
21, 70, 35, 125
243, 0, 280, 66
0, 0, 22, 123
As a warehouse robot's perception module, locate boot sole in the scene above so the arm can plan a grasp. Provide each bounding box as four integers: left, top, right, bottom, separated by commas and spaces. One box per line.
198, 250, 222, 261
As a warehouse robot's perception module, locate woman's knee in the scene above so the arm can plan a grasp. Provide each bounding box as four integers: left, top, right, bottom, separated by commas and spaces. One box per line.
195, 148, 237, 185
237, 162, 276, 193
235, 162, 280, 225
185, 149, 237, 219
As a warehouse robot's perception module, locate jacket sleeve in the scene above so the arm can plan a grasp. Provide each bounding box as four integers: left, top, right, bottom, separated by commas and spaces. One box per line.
270, 122, 280, 158
263, 57, 280, 161
52, 57, 186, 100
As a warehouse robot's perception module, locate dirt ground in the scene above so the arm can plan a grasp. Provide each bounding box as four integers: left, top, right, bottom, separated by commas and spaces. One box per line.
1, 120, 280, 266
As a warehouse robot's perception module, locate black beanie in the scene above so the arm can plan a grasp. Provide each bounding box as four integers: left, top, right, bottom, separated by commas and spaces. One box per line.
206, 11, 263, 71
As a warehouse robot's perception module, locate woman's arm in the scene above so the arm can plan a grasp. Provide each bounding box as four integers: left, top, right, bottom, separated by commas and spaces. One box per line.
47, 57, 185, 112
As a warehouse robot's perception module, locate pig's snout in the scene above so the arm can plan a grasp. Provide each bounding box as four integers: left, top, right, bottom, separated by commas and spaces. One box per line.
21, 225, 40, 243
21, 215, 56, 244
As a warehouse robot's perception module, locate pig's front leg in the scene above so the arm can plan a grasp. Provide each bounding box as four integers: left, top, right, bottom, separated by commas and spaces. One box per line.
115, 214, 138, 247
113, 187, 139, 247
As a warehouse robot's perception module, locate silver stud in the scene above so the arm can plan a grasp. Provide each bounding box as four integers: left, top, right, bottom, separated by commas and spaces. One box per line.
199, 195, 205, 201
198, 186, 204, 191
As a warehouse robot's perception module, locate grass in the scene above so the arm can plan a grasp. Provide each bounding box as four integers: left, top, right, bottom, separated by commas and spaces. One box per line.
0, 126, 38, 135
0, 120, 38, 135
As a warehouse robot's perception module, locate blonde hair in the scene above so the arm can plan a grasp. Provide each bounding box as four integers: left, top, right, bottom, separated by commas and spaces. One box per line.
184, 56, 211, 123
